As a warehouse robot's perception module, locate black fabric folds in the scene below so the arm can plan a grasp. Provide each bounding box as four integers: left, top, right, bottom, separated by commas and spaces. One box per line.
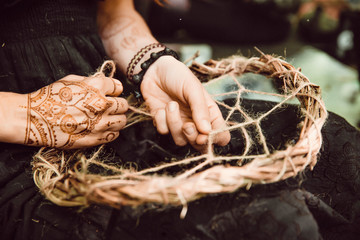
0, 0, 98, 42
0, 34, 108, 94
0, 0, 360, 239
0, 0, 36, 10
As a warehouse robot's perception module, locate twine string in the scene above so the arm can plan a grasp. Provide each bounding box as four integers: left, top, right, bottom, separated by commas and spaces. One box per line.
31, 51, 328, 211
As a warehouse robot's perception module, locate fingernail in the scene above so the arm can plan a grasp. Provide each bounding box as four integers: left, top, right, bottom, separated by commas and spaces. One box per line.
168, 102, 177, 112
184, 125, 195, 135
202, 120, 212, 132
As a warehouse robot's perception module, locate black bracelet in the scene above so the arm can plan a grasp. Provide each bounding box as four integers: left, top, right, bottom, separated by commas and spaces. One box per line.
130, 47, 179, 99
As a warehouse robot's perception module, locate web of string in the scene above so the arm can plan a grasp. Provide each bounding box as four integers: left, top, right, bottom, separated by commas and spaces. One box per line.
31, 54, 326, 211
66, 57, 312, 181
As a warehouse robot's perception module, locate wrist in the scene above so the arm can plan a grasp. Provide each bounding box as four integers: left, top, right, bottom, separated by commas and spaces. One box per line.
149, 55, 179, 73
142, 55, 178, 83
128, 47, 179, 98
0, 92, 28, 144
127, 43, 164, 80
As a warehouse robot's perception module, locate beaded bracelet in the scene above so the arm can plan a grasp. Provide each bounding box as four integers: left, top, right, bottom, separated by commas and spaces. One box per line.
131, 47, 179, 98
126, 43, 164, 81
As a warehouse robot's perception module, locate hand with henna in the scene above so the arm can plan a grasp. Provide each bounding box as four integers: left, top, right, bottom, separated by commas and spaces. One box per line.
0, 74, 128, 149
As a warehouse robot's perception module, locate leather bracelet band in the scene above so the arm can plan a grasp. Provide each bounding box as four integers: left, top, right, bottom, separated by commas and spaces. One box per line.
126, 43, 164, 81
131, 47, 179, 99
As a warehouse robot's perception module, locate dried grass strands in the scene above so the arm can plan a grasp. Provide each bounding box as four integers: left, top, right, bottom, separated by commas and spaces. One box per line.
32, 51, 328, 212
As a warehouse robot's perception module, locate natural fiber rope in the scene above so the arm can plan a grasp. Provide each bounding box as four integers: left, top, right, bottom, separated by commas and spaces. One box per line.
31, 50, 328, 217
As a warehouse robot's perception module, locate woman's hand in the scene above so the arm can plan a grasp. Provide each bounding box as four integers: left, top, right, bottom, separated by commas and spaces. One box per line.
141, 56, 231, 151
0, 74, 128, 149
97, 0, 230, 150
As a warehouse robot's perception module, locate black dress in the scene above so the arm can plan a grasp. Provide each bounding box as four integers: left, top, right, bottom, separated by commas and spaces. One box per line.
0, 1, 359, 239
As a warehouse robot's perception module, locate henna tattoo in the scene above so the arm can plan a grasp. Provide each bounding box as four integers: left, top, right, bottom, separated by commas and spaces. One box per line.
58, 87, 73, 102
120, 36, 137, 51
120, 26, 151, 51
106, 120, 123, 128
24, 80, 113, 148
99, 16, 135, 40
60, 115, 78, 133
98, 132, 116, 142
101, 14, 152, 52
106, 133, 116, 142
112, 97, 120, 114
131, 27, 148, 38
120, 26, 150, 51
110, 80, 117, 95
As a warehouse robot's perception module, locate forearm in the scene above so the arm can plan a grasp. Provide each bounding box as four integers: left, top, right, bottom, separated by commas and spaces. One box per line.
97, 0, 160, 75
0, 92, 27, 144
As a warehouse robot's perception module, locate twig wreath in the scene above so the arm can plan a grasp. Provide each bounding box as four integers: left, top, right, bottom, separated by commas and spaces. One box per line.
32, 50, 328, 218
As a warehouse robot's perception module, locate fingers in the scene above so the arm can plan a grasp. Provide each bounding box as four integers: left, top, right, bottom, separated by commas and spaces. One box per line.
73, 114, 125, 148
207, 101, 231, 146
181, 69, 230, 146
154, 109, 169, 135
105, 78, 123, 97
70, 131, 120, 149
184, 81, 212, 135
211, 120, 231, 146
60, 74, 123, 97
153, 101, 204, 148
109, 97, 128, 115
86, 75, 124, 97
196, 134, 208, 146
184, 93, 230, 147
183, 122, 197, 144
166, 102, 187, 146
103, 114, 127, 132
97, 131, 120, 144
151, 99, 230, 148
183, 122, 208, 152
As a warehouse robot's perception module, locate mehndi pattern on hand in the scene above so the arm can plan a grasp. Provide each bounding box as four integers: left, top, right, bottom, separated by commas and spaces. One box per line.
25, 80, 113, 148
